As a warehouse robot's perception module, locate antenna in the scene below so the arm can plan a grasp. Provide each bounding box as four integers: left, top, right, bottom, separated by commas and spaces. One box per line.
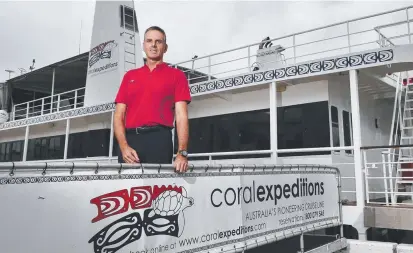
5, 70, 14, 79
79, 19, 83, 55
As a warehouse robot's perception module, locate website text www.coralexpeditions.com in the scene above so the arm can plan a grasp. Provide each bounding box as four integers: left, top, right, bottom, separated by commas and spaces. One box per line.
129, 222, 267, 253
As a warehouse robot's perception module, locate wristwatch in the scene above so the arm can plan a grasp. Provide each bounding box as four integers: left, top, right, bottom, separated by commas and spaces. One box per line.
178, 150, 188, 157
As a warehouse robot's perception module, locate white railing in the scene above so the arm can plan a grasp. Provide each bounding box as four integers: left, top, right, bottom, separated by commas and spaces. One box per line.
363, 145, 413, 206
171, 6, 413, 84
12, 87, 85, 120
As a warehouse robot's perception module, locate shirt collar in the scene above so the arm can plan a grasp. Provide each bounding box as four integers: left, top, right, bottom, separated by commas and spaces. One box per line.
144, 62, 167, 72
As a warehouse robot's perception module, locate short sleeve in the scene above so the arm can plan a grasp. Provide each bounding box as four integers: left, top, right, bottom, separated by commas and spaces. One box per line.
174, 70, 192, 104
114, 72, 129, 104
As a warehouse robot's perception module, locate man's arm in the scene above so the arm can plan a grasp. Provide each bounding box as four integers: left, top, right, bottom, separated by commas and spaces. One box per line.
113, 103, 128, 150
175, 101, 189, 152
113, 104, 139, 163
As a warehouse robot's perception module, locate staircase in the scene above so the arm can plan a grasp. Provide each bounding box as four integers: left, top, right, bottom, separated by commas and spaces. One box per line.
388, 73, 413, 204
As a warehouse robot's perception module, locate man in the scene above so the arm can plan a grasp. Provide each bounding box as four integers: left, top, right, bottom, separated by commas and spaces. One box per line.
113, 26, 191, 173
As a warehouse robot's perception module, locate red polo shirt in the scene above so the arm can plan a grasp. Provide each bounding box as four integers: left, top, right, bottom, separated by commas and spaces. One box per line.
115, 62, 191, 128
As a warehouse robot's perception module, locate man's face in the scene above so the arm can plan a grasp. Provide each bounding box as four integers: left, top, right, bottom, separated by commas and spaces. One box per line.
143, 30, 167, 61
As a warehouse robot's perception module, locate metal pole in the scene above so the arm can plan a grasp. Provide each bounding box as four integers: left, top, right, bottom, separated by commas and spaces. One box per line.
299, 233, 304, 253
270, 82, 278, 162
63, 119, 70, 160
50, 68, 55, 113
22, 126, 29, 161
109, 111, 114, 158
407, 8, 411, 44
349, 70, 367, 241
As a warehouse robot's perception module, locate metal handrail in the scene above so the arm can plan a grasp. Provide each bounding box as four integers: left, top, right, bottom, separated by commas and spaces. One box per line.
173, 5, 413, 66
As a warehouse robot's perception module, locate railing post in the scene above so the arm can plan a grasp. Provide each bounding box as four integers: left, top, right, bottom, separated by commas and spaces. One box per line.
388, 152, 396, 204
293, 35, 296, 64
363, 150, 370, 204
208, 56, 211, 81
41, 98, 44, 115
26, 103, 29, 119
50, 68, 55, 114
74, 90, 78, 109
347, 21, 351, 53
247, 46, 251, 72
63, 119, 70, 160
349, 69, 364, 207
407, 8, 411, 44
381, 152, 389, 205
57, 94, 61, 112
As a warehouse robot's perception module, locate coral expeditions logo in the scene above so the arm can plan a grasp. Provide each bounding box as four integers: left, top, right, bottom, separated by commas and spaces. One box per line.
88, 185, 194, 253
87, 40, 118, 75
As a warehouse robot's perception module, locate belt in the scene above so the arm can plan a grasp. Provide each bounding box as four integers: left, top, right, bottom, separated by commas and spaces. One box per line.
126, 125, 172, 134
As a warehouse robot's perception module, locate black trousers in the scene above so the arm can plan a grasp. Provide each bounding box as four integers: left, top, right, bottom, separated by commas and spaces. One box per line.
118, 126, 173, 164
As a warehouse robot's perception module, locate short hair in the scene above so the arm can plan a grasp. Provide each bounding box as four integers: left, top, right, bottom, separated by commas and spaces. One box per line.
144, 26, 167, 42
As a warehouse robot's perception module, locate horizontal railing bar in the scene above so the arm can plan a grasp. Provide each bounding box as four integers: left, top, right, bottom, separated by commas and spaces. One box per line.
173, 5, 412, 66
277, 146, 353, 153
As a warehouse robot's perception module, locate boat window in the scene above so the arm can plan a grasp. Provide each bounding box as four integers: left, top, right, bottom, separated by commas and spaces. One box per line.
120, 5, 139, 33
331, 106, 340, 151
174, 109, 271, 159
0, 142, 7, 162
277, 101, 330, 157
10, 141, 23, 161
343, 110, 352, 154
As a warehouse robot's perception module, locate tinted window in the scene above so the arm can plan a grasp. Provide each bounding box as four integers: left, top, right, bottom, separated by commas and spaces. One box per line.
343, 110, 352, 154
331, 106, 340, 151
278, 101, 330, 156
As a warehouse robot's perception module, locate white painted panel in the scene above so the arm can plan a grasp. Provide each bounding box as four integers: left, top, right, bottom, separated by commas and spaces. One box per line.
280, 80, 329, 107
189, 86, 270, 119
347, 239, 396, 253
84, 1, 144, 107
397, 244, 413, 253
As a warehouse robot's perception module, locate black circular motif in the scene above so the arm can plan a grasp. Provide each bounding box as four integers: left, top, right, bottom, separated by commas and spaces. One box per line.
363, 52, 378, 64
234, 76, 243, 86
0, 178, 7, 185
349, 55, 362, 66
206, 82, 215, 91
9, 178, 16, 184
216, 80, 224, 89
322, 60, 335, 71
254, 72, 264, 82
286, 66, 297, 76
243, 74, 253, 84
190, 85, 198, 94
264, 70, 274, 80
335, 57, 349, 68
378, 50, 393, 62
224, 78, 233, 87
298, 64, 309, 75
199, 84, 207, 92
275, 69, 285, 79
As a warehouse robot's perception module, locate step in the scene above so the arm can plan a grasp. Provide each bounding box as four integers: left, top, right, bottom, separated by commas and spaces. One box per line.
125, 50, 135, 55
402, 126, 413, 130
125, 41, 135, 46
125, 60, 135, 65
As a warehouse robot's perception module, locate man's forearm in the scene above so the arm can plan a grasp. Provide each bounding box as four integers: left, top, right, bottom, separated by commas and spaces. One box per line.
176, 115, 189, 151
114, 111, 128, 150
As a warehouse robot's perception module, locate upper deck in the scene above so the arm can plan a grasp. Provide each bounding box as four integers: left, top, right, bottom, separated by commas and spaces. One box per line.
2, 5, 413, 130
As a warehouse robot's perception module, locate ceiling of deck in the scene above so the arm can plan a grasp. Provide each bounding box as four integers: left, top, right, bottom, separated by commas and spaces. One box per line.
7, 52, 89, 95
